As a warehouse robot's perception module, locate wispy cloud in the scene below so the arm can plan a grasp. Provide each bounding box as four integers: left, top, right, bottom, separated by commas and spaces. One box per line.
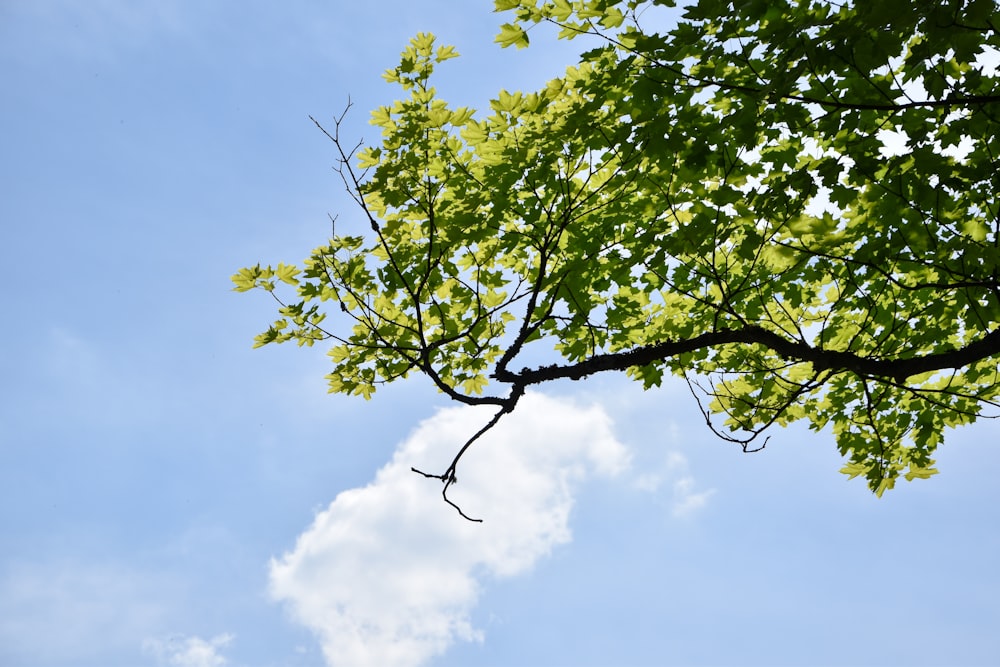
0, 558, 236, 666
143, 633, 234, 667
670, 476, 716, 518
0, 560, 171, 665
634, 448, 716, 518
269, 392, 629, 667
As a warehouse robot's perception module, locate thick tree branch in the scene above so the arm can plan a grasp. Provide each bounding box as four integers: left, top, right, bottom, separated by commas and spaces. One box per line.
495, 325, 1000, 386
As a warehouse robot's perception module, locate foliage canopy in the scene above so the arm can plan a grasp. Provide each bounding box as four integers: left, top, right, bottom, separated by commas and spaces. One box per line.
236, 0, 1000, 511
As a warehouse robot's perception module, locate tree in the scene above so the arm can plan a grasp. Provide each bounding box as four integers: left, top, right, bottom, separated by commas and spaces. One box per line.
234, 0, 1000, 516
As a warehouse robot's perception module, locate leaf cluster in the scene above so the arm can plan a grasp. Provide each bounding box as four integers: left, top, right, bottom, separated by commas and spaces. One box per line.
237, 0, 1000, 499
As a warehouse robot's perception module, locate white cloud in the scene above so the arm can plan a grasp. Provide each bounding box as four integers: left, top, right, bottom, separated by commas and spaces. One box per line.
633, 447, 716, 518
0, 558, 235, 667
671, 476, 716, 518
143, 633, 234, 667
269, 392, 629, 667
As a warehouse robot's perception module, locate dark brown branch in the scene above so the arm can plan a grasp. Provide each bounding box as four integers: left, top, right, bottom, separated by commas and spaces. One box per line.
494, 325, 1000, 386
684, 374, 770, 453
538, 16, 1000, 113
411, 390, 523, 522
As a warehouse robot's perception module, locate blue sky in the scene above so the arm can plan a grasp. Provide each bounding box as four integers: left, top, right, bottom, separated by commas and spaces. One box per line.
2, 2, 1000, 666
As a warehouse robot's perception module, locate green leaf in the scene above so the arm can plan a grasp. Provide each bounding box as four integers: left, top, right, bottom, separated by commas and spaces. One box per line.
904, 466, 939, 481
961, 220, 989, 242
357, 147, 381, 168
461, 374, 489, 395
481, 290, 507, 309
495, 22, 529, 48
435, 44, 460, 62
275, 263, 300, 285
231, 266, 260, 292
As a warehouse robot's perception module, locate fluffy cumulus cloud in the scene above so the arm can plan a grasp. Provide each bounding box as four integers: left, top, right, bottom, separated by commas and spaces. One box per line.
143, 633, 234, 667
269, 392, 629, 667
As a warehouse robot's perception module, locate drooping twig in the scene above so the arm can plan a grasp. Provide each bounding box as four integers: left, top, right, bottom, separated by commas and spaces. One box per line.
411, 391, 522, 522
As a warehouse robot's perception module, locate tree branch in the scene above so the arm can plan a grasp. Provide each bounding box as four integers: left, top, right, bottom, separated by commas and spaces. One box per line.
411, 387, 524, 522
494, 325, 1000, 386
